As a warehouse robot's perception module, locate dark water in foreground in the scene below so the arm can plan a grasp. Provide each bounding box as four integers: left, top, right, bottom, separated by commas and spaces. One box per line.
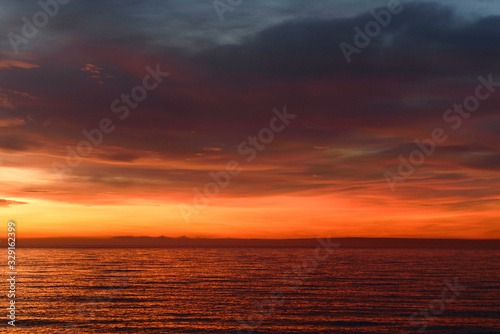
1, 248, 499, 333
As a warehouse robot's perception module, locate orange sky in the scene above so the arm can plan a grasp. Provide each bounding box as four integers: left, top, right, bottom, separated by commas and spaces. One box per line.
1, 2, 499, 239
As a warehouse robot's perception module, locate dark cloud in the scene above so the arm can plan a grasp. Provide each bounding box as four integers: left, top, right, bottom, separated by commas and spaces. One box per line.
462, 153, 500, 170
0, 134, 40, 151
197, 2, 500, 76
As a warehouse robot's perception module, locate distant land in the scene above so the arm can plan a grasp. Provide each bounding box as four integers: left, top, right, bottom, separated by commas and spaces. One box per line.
5, 237, 500, 248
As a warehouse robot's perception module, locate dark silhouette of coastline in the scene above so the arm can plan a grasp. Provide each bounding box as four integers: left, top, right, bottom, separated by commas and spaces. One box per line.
8, 236, 500, 248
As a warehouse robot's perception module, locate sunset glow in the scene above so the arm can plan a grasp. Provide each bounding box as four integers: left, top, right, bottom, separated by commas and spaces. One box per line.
1, 0, 499, 240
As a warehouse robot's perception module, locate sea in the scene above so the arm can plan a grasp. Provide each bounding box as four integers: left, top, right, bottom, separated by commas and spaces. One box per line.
2, 248, 499, 333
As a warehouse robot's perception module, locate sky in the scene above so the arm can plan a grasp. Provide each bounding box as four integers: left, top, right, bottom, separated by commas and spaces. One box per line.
0, 0, 499, 239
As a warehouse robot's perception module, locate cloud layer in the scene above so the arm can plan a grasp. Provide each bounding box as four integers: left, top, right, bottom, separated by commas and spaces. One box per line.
0, 0, 498, 238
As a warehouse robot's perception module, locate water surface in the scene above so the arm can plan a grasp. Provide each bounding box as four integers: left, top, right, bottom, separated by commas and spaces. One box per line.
2, 248, 499, 333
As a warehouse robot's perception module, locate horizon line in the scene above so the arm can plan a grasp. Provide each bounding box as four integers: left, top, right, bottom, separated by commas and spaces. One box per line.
5, 236, 499, 249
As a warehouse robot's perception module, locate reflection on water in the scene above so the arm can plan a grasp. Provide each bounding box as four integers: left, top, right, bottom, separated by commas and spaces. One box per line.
1, 248, 499, 333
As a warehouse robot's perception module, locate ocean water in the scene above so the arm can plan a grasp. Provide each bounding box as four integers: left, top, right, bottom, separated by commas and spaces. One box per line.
1, 248, 499, 333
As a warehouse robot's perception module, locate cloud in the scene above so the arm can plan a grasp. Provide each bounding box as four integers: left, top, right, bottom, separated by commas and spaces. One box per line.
202, 147, 223, 151
0, 199, 28, 207
0, 118, 25, 127
198, 2, 500, 76
0, 135, 41, 152
0, 59, 39, 70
